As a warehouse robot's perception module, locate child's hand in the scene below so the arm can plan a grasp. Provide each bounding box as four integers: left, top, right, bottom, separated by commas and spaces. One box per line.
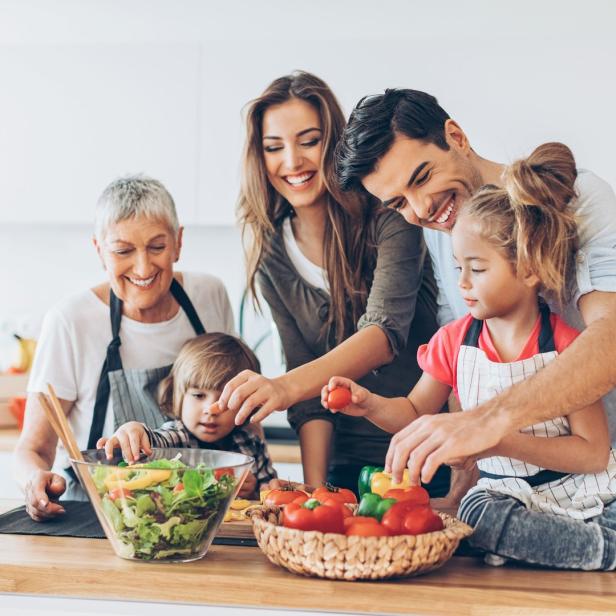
238, 471, 257, 499
321, 377, 375, 417
96, 421, 152, 463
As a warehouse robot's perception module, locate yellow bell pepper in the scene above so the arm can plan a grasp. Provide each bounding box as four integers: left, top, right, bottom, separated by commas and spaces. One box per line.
104, 468, 172, 491
370, 470, 411, 497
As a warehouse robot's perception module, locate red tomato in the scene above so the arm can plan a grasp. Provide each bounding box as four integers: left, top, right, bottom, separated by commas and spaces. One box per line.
327, 387, 352, 410
173, 482, 184, 493
264, 488, 308, 507
384, 486, 430, 506
283, 501, 345, 534
346, 521, 391, 537
108, 487, 133, 501
321, 498, 352, 518
381, 503, 444, 536
214, 467, 234, 481
312, 485, 358, 505
343, 515, 380, 529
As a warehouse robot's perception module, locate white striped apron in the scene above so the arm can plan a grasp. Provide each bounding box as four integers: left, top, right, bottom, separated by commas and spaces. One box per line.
459, 304, 616, 520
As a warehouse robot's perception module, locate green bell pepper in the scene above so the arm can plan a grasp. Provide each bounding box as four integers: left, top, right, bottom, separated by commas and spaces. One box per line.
358, 465, 384, 498
357, 493, 397, 521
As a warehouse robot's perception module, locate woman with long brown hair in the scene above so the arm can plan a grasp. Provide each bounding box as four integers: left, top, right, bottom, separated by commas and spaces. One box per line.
219, 71, 448, 495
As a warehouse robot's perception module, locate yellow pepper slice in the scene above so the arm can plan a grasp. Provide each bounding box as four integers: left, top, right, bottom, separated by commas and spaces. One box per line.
230, 499, 251, 510
104, 468, 172, 491
370, 470, 411, 497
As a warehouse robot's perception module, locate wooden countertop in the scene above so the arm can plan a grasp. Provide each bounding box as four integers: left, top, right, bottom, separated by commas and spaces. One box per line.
1, 500, 615, 614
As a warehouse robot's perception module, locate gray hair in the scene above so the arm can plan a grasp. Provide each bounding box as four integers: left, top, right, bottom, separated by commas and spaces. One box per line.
95, 175, 179, 240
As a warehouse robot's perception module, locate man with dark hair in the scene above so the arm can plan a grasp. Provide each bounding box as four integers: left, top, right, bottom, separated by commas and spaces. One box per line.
336, 89, 616, 491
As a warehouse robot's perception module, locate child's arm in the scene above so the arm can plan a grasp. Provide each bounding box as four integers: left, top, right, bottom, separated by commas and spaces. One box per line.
248, 433, 278, 496
484, 399, 611, 474
321, 373, 452, 434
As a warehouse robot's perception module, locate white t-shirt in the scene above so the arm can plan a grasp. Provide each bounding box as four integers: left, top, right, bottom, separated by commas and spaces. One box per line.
28, 272, 235, 471
282, 217, 329, 291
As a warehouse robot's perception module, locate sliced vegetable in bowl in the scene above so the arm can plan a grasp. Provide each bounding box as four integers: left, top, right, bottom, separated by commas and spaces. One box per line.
71, 448, 253, 562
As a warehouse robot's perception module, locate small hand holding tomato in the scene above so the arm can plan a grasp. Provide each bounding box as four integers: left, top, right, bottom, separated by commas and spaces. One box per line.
321, 377, 376, 417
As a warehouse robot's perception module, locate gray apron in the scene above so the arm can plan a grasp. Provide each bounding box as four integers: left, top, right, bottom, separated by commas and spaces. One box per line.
64, 279, 205, 499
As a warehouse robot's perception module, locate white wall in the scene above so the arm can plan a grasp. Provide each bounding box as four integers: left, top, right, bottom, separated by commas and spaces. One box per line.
0, 0, 615, 369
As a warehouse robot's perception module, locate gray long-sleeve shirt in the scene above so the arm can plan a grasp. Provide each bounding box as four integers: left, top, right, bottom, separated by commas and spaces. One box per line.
257, 209, 439, 467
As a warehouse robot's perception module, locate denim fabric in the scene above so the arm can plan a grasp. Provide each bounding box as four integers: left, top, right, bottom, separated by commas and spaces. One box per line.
458, 489, 616, 570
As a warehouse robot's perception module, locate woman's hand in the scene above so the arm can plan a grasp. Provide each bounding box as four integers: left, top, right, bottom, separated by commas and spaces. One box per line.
24, 470, 66, 522
96, 421, 152, 462
238, 472, 258, 499
218, 370, 295, 425
320, 377, 376, 417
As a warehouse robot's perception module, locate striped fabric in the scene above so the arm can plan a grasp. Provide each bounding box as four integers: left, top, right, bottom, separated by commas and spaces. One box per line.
458, 341, 616, 520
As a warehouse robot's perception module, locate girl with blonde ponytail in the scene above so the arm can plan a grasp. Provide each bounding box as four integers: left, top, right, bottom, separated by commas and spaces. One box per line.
323, 142, 616, 569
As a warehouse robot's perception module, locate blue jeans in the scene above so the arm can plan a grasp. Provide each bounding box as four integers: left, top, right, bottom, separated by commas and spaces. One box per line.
458, 489, 616, 570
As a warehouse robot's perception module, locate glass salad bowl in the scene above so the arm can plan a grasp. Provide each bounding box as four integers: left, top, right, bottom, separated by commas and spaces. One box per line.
70, 448, 253, 562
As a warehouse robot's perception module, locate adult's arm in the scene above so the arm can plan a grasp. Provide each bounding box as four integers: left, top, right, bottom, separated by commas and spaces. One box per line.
386, 290, 616, 483
12, 393, 74, 521
222, 212, 429, 424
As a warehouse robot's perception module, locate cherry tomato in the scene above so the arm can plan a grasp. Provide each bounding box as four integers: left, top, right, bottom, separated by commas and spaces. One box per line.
264, 488, 308, 507
346, 521, 391, 537
312, 485, 358, 505
173, 482, 184, 493
108, 487, 133, 501
384, 486, 430, 506
327, 387, 352, 410
214, 467, 234, 481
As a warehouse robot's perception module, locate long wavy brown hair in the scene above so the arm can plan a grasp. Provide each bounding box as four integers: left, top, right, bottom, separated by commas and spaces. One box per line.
238, 71, 377, 343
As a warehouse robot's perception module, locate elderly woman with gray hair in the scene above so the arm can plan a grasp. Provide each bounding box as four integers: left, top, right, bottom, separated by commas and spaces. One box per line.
13, 176, 235, 520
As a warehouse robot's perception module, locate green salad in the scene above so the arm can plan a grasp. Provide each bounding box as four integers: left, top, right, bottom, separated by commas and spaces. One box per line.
91, 456, 235, 560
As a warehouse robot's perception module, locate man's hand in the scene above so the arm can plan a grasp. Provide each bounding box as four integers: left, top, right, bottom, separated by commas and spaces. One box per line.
385, 407, 506, 484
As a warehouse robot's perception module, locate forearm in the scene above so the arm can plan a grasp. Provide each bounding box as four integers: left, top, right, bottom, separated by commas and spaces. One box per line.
12, 446, 54, 492
486, 432, 609, 475
478, 311, 616, 436
282, 325, 393, 403
298, 419, 334, 486
364, 395, 418, 434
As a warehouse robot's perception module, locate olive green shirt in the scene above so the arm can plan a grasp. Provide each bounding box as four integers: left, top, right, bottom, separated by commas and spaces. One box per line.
257, 209, 439, 467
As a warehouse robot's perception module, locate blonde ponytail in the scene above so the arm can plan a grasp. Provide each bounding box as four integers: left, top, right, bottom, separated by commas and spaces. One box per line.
461, 142, 579, 304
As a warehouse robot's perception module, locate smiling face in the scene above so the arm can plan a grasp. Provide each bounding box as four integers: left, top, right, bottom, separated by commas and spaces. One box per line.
261, 98, 327, 210
94, 217, 182, 322
361, 124, 483, 232
180, 388, 236, 443
451, 214, 537, 320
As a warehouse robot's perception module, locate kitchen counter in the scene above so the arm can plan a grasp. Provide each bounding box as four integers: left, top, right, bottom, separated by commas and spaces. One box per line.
1, 500, 614, 614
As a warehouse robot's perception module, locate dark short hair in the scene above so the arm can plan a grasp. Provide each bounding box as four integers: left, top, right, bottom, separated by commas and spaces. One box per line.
336, 89, 451, 192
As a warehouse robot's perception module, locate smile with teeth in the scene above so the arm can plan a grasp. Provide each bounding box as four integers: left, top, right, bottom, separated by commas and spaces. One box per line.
127, 274, 157, 288
433, 195, 456, 224
285, 171, 315, 186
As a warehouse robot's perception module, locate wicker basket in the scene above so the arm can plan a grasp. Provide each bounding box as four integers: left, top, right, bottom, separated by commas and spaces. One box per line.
250, 505, 472, 581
